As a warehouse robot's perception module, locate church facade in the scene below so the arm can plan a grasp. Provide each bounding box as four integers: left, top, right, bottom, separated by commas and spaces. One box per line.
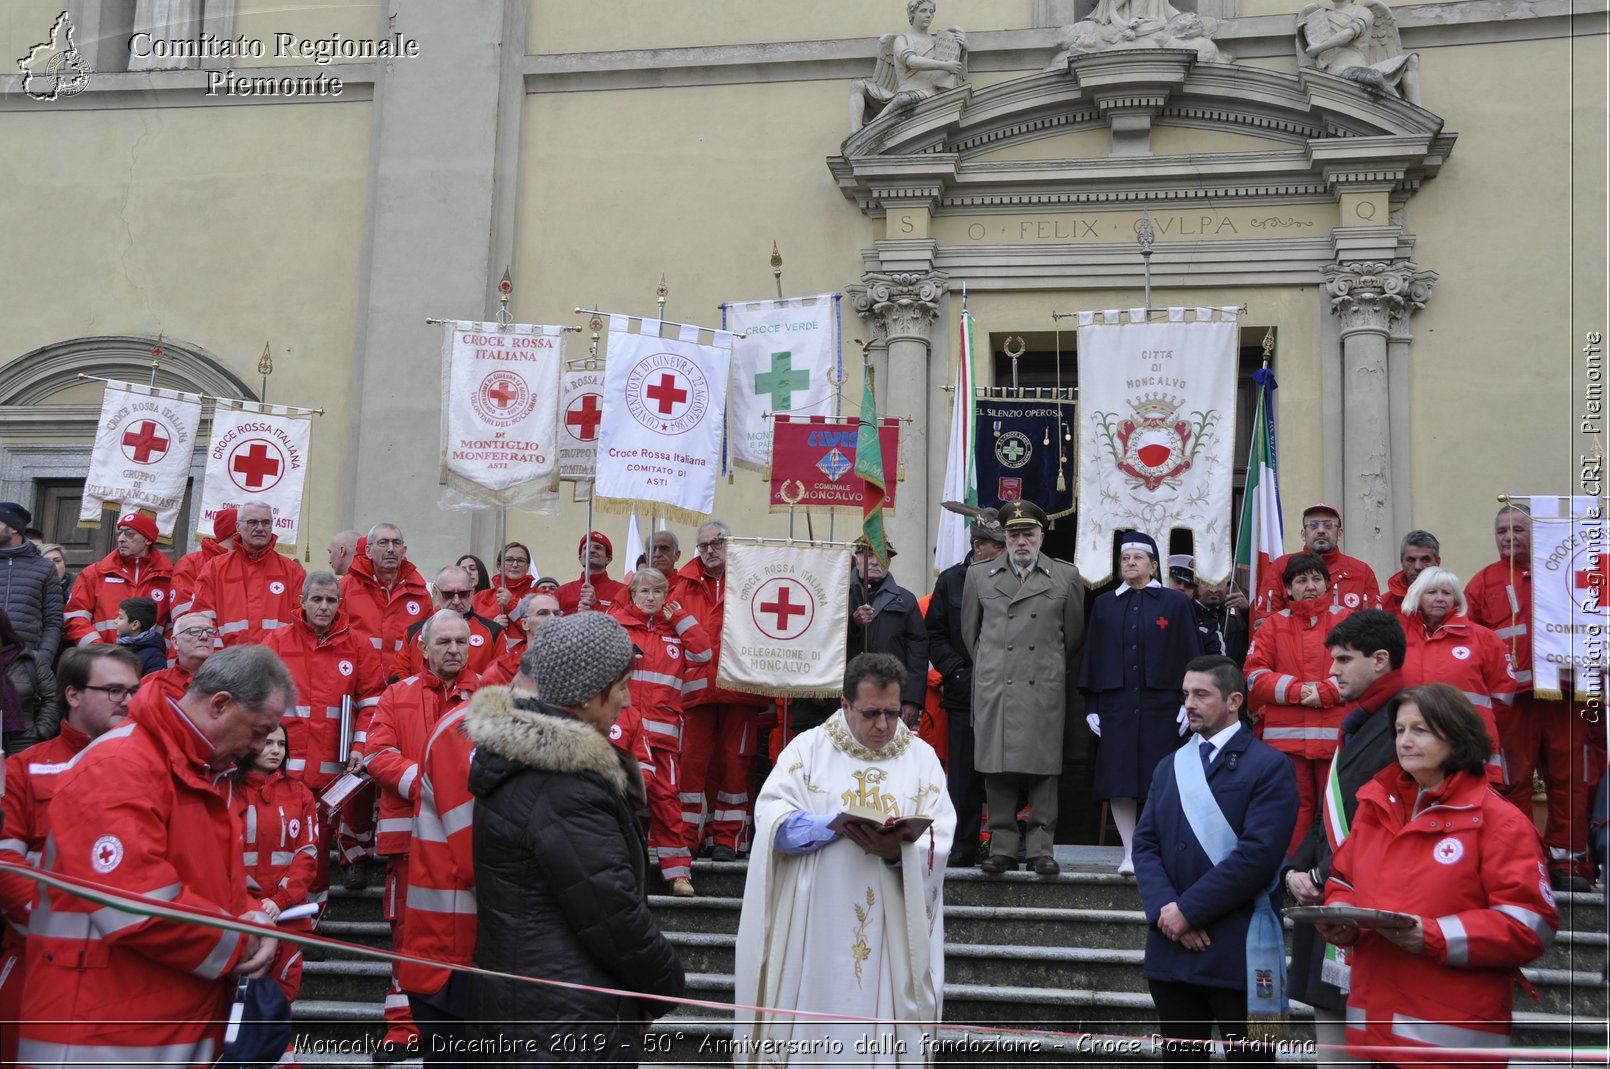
0, 0, 1601, 586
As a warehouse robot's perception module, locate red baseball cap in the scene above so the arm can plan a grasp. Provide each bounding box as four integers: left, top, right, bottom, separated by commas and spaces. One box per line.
212, 507, 238, 541
117, 512, 160, 543
579, 531, 613, 557
1303, 502, 1342, 522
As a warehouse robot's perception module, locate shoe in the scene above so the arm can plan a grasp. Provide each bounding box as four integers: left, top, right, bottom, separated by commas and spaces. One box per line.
978, 853, 1017, 874
1551, 871, 1593, 893
1118, 856, 1135, 878
668, 877, 696, 897
371, 1038, 414, 1064
342, 862, 368, 891
1029, 855, 1060, 877
711, 845, 738, 863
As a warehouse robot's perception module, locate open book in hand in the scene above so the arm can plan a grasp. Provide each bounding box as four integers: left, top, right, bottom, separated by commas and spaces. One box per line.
828, 805, 934, 842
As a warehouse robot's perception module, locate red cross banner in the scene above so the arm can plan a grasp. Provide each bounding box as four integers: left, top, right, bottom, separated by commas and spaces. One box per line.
722, 293, 839, 472
716, 541, 852, 698
768, 415, 900, 510
80, 381, 203, 538
1526, 495, 1609, 699
1074, 307, 1240, 586
441, 319, 565, 512
595, 315, 733, 524
558, 367, 604, 483
200, 399, 314, 544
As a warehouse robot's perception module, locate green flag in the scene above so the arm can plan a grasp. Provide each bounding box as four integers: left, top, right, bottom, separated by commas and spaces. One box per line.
855, 365, 888, 564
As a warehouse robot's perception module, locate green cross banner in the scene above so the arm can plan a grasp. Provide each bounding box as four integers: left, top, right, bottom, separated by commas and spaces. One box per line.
755, 351, 811, 410
724, 293, 840, 471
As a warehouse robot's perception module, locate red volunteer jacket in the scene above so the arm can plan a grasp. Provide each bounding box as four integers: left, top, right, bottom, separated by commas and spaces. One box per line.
1255, 548, 1380, 622
555, 572, 627, 616
170, 538, 229, 616
470, 574, 533, 622
1399, 610, 1515, 783
1244, 600, 1347, 759
397, 701, 479, 996
1465, 559, 1533, 691
672, 560, 772, 709
191, 534, 307, 646
63, 548, 176, 647
609, 599, 712, 746
1381, 569, 1411, 616
341, 555, 431, 658
127, 664, 194, 723
1327, 765, 1557, 1059
263, 612, 386, 788
363, 671, 480, 856
237, 769, 320, 914
18, 699, 250, 1068
390, 611, 503, 682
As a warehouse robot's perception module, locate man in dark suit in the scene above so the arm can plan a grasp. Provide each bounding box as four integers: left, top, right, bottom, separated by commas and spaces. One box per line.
1282, 609, 1407, 1063
1134, 655, 1298, 1064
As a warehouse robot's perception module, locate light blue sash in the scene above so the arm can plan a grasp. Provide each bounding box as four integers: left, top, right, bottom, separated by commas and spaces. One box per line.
1172, 738, 1289, 1017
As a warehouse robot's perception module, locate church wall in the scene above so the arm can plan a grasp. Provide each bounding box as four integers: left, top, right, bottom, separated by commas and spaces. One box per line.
231, 0, 385, 68
0, 102, 373, 554
1, 0, 70, 73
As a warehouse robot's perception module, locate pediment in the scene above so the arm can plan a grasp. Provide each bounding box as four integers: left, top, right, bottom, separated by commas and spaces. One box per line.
828, 52, 1454, 215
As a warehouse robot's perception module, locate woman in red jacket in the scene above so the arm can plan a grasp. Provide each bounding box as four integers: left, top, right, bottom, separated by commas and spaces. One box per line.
1398, 567, 1513, 785
1244, 553, 1348, 857
471, 541, 534, 628
237, 724, 321, 1013
1320, 684, 1557, 1066
610, 567, 712, 896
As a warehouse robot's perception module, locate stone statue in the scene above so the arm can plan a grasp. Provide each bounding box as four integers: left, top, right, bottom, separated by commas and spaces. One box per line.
849, 0, 969, 134
1044, 0, 1234, 66
1296, 0, 1421, 104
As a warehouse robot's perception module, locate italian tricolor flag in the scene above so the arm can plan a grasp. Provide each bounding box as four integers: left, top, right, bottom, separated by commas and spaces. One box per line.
1234, 367, 1285, 612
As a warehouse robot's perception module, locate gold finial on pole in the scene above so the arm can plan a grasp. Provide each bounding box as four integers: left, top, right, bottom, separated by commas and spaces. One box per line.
258, 342, 273, 402
149, 334, 165, 388
771, 242, 784, 300
497, 268, 513, 328
655, 275, 669, 321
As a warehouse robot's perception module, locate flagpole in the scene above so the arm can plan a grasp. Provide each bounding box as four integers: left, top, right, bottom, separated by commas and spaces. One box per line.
149, 335, 164, 388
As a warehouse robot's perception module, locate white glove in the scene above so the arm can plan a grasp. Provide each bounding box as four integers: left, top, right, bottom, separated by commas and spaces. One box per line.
1176, 704, 1189, 736
1086, 712, 1101, 737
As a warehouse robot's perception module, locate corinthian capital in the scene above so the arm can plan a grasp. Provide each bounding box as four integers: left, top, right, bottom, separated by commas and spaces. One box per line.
847, 270, 949, 346
1323, 260, 1438, 337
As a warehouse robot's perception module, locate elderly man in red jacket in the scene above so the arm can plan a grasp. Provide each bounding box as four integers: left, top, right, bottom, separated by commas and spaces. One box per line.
63, 511, 175, 648
17, 645, 292, 1068
672, 520, 773, 859
341, 521, 430, 661
191, 501, 306, 646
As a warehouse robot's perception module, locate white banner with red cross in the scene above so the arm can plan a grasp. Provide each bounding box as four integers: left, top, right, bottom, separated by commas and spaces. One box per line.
595, 315, 733, 524
1527, 494, 1610, 699
1073, 307, 1240, 586
558, 366, 604, 483
199, 399, 314, 544
80, 381, 203, 539
717, 541, 852, 699
440, 319, 565, 512
722, 293, 840, 472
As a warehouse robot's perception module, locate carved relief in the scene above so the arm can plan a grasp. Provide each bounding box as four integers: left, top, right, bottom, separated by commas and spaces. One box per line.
1046, 1, 1234, 65
848, 271, 949, 347
1323, 260, 1437, 336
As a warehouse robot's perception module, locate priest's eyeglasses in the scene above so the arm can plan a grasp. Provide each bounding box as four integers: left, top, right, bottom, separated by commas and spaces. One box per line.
849, 704, 903, 722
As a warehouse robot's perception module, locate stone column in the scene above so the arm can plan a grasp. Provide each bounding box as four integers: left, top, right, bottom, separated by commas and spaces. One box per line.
1322, 260, 1436, 575
1386, 268, 1436, 534
846, 270, 947, 571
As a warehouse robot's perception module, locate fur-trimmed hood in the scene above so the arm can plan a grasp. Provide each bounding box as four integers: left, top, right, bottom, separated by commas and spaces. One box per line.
464, 684, 627, 796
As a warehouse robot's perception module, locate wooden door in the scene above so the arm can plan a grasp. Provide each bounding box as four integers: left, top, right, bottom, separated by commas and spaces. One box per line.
36, 479, 194, 569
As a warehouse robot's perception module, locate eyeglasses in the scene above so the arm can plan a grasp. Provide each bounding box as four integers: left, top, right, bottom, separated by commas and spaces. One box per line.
177, 626, 219, 638
529, 608, 563, 618
81, 684, 138, 702
240, 519, 274, 529
696, 538, 728, 552
503, 557, 530, 566
1304, 519, 1338, 531
437, 588, 473, 599
848, 704, 903, 723
371, 537, 404, 548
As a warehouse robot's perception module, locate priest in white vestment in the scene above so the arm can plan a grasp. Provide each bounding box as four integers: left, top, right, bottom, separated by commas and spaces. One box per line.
734, 652, 956, 1066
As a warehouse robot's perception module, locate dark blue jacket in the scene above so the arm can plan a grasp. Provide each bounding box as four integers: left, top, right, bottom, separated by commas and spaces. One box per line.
1078, 584, 1200, 694
1133, 722, 1298, 990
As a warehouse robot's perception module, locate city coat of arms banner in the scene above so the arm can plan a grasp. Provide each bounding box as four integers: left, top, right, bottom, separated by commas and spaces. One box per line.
80, 380, 203, 540
717, 541, 852, 698
723, 293, 840, 472
1075, 308, 1239, 586
972, 399, 1077, 519
1526, 494, 1607, 699
768, 415, 899, 511
439, 319, 565, 514
200, 399, 314, 544
596, 315, 734, 524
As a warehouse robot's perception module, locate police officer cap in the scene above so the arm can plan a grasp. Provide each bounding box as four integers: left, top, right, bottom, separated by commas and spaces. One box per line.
1167, 554, 1196, 584
999, 500, 1048, 530
970, 507, 1007, 544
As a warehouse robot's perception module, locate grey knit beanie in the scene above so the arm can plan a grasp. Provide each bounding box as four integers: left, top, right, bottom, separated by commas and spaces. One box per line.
532, 612, 636, 708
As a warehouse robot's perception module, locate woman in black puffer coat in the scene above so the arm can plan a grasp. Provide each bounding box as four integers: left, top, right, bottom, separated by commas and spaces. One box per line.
465, 612, 684, 1064
2, 607, 57, 754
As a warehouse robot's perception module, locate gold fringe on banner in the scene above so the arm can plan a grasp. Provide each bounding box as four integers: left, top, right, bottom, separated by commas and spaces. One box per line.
716, 675, 842, 701
592, 493, 713, 530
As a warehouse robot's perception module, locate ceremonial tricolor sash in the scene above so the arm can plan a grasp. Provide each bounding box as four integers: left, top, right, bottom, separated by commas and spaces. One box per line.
1319, 745, 1354, 989
1172, 738, 1289, 1019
